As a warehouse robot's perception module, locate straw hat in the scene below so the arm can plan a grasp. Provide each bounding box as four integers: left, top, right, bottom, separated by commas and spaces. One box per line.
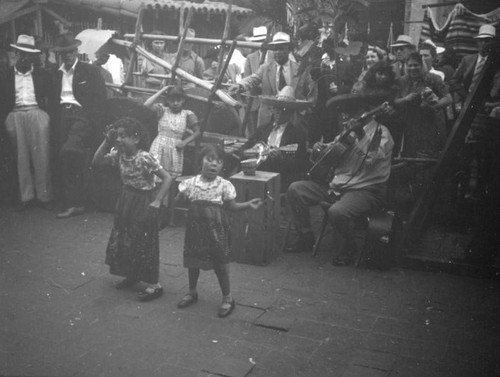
326, 93, 388, 115
474, 24, 496, 39
248, 26, 267, 42
391, 35, 414, 48
265, 32, 291, 49
10, 35, 40, 53
260, 86, 313, 110
51, 33, 82, 52
421, 39, 445, 55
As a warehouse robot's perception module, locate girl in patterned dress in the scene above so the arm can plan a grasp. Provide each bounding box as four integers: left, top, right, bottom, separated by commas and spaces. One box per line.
175, 144, 262, 318
92, 117, 172, 302
145, 85, 200, 179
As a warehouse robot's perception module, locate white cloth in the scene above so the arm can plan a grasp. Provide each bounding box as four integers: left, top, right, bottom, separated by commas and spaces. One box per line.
229, 49, 247, 83
59, 59, 81, 106
267, 123, 286, 147
14, 67, 37, 107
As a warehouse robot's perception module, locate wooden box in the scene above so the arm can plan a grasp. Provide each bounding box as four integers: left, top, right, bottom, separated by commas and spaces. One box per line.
229, 171, 281, 266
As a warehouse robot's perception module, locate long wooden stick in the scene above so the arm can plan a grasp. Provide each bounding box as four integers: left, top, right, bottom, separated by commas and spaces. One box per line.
123, 33, 263, 49
123, 5, 144, 87
106, 82, 211, 103
170, 8, 194, 85
111, 38, 241, 108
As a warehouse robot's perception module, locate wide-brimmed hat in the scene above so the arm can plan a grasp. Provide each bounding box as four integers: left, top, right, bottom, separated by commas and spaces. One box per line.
391, 35, 414, 48
264, 32, 291, 49
260, 85, 313, 110
10, 35, 40, 53
474, 24, 496, 39
326, 93, 388, 115
51, 33, 82, 52
248, 26, 268, 42
421, 39, 445, 55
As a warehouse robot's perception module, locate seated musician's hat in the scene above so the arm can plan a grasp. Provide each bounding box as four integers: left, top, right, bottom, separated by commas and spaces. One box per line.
10, 35, 40, 53
326, 93, 388, 115
260, 86, 313, 110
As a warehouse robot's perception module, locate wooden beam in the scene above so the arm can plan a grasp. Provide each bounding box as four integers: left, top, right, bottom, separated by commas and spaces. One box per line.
0, 5, 38, 26
41, 7, 72, 27
123, 33, 263, 49
35, 5, 43, 37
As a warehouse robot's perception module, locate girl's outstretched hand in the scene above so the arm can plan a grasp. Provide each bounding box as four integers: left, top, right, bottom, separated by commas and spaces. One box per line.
247, 198, 263, 210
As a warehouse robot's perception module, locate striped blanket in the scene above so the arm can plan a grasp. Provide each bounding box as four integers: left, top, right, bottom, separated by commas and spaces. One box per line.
420, 4, 500, 58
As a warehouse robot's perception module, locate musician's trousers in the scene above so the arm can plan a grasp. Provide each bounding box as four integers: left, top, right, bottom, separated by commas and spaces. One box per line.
287, 180, 386, 251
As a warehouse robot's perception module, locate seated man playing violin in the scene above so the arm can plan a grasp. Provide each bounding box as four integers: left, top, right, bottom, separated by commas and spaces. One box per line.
239, 86, 312, 191
286, 94, 394, 265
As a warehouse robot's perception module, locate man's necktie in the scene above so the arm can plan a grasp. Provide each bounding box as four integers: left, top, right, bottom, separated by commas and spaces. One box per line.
278, 65, 286, 91
470, 57, 486, 91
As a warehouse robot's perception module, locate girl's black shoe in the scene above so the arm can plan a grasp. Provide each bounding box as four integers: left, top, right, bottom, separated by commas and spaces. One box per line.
137, 287, 163, 302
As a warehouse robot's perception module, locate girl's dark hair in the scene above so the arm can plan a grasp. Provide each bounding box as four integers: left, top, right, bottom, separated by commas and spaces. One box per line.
197, 144, 226, 170
406, 51, 423, 65
364, 61, 395, 88
112, 117, 151, 151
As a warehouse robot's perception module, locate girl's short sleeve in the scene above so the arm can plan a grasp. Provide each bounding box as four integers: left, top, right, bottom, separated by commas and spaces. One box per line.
141, 152, 162, 173
222, 179, 237, 202
178, 176, 195, 196
152, 103, 165, 119
185, 110, 199, 130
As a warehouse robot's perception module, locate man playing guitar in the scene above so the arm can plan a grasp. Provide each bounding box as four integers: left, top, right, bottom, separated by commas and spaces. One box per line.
286, 95, 394, 265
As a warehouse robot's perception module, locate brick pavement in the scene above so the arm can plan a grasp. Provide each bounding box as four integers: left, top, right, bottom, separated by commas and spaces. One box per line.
1, 207, 499, 377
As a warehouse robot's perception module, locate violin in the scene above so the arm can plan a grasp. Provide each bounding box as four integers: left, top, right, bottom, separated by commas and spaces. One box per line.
308, 101, 390, 184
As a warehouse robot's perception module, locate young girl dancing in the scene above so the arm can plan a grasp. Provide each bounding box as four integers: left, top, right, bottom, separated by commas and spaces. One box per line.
92, 117, 172, 302
176, 144, 262, 317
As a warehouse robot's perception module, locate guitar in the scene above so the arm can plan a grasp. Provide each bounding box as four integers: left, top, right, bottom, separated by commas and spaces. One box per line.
308, 101, 390, 183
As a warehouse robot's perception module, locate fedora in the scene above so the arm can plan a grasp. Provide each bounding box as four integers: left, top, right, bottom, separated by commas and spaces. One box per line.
248, 26, 268, 42
265, 32, 291, 48
391, 35, 414, 48
51, 33, 82, 52
260, 85, 313, 110
474, 24, 496, 39
10, 35, 40, 53
421, 39, 445, 55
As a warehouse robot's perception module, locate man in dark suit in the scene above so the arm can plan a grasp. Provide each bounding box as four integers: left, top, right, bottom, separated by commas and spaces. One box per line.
230, 32, 316, 129
51, 32, 107, 218
240, 86, 312, 191
1, 35, 57, 210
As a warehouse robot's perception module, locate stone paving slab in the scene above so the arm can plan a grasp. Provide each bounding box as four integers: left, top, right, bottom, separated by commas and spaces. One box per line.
1, 207, 500, 376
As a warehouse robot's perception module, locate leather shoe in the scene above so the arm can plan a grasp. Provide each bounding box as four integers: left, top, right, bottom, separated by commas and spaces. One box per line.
56, 207, 84, 219
285, 232, 315, 253
332, 254, 353, 266
177, 293, 198, 309
137, 287, 163, 302
115, 278, 139, 290
39, 201, 54, 211
218, 299, 235, 318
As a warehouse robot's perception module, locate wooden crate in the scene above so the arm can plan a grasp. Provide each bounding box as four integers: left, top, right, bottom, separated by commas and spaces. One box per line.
229, 171, 280, 266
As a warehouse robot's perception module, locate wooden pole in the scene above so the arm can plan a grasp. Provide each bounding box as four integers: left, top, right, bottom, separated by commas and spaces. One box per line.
196, 1, 233, 155
123, 33, 263, 49
123, 5, 144, 88
170, 8, 194, 85
111, 38, 241, 108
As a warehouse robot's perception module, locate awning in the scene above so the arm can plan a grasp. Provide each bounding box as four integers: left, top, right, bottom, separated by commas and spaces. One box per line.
52, 0, 253, 18
0, 0, 32, 25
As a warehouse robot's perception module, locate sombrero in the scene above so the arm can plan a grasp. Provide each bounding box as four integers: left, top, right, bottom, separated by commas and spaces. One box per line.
51, 33, 82, 52
260, 86, 314, 110
326, 93, 388, 114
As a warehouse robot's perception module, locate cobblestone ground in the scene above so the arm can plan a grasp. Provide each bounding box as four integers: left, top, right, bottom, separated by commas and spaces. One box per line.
1, 207, 499, 377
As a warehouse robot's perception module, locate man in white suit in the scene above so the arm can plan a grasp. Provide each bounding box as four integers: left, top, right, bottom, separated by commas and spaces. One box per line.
230, 32, 316, 129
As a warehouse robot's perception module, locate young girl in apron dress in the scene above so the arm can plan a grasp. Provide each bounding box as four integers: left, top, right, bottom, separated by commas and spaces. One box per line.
175, 144, 262, 317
